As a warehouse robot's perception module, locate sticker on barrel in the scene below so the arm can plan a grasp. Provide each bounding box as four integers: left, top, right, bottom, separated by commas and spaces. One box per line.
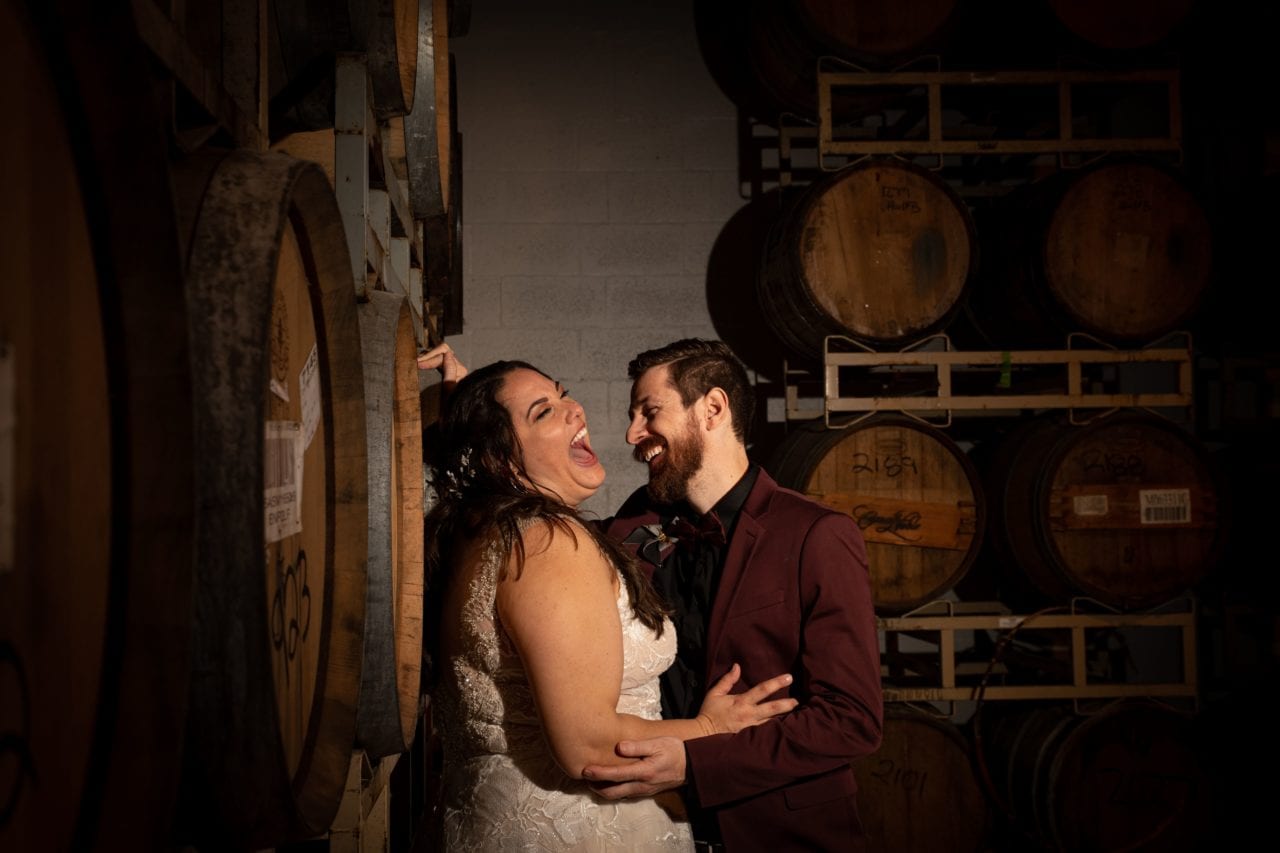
1139, 488, 1191, 524
265, 421, 304, 543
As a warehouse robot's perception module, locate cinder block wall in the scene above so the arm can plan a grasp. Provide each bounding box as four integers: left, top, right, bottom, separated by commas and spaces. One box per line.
447, 0, 743, 517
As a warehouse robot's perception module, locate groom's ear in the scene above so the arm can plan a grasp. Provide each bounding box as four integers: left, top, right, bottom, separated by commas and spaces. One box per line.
702, 387, 731, 432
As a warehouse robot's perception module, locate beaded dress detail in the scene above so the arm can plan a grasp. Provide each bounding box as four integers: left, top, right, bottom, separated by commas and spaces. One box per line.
433, 525, 693, 851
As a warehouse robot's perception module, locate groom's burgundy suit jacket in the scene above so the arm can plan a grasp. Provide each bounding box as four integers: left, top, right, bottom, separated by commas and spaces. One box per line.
606, 469, 883, 852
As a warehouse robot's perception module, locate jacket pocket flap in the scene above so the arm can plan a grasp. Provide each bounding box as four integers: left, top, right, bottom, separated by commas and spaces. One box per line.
727, 588, 785, 617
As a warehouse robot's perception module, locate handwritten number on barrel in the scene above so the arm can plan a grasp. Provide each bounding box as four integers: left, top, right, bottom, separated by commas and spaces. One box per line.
1080, 449, 1146, 478
869, 757, 927, 800
0, 641, 36, 827
852, 453, 919, 477
270, 549, 312, 688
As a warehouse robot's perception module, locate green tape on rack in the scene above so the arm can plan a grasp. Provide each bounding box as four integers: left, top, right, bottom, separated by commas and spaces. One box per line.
998, 351, 1012, 389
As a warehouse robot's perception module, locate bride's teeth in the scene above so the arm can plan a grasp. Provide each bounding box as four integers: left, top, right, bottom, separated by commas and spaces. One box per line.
571, 427, 588, 447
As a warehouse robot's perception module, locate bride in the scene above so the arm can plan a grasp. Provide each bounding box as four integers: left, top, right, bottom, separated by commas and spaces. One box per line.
423, 359, 796, 851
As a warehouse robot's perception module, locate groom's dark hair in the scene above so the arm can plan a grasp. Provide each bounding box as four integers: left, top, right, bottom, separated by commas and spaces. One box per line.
628, 338, 755, 444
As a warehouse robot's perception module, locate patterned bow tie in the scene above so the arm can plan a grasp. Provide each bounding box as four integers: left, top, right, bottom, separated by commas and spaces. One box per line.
665, 512, 726, 548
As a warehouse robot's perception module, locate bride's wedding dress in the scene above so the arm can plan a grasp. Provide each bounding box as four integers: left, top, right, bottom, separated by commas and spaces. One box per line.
433, 533, 693, 851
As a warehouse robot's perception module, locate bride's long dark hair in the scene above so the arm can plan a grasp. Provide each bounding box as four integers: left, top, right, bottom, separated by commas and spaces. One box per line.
423, 360, 667, 688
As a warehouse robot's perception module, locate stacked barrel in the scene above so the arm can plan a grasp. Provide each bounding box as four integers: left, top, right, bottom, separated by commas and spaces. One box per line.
1, 0, 461, 849
694, 2, 1224, 851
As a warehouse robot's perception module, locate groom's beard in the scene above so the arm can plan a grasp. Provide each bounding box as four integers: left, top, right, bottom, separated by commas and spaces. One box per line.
645, 412, 704, 505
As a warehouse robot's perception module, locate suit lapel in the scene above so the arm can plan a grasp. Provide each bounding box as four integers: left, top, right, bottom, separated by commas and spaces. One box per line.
705, 471, 777, 670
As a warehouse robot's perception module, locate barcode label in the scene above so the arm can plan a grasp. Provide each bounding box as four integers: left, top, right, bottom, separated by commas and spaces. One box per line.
1140, 489, 1191, 525
1073, 494, 1109, 517
265, 421, 303, 542
265, 436, 295, 490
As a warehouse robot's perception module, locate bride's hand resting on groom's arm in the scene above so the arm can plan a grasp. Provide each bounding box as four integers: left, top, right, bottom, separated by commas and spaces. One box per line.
582, 665, 798, 800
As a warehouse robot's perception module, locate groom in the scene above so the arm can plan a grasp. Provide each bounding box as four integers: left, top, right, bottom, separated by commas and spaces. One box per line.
585, 339, 883, 852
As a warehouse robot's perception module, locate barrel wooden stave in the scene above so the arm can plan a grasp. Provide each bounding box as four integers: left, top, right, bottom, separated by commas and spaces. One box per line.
968, 159, 1212, 348
981, 702, 1209, 852
269, 0, 420, 133
424, 52, 463, 335
1048, 0, 1194, 50
982, 413, 1222, 611
405, 0, 451, 221
760, 159, 977, 360
854, 709, 989, 853
1, 2, 193, 849
769, 416, 984, 613
177, 149, 368, 849
739, 0, 959, 119
356, 291, 424, 759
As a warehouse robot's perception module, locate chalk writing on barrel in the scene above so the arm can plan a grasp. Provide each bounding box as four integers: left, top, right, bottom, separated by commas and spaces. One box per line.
1079, 448, 1145, 478
851, 452, 919, 478
853, 506, 923, 542
869, 757, 928, 800
270, 548, 312, 688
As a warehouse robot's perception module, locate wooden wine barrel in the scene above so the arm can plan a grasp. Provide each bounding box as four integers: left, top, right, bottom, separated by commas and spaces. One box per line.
979, 701, 1210, 852
404, 0, 452, 221
175, 149, 369, 849
854, 708, 989, 853
738, 0, 959, 119
269, 0, 419, 134
0, 2, 194, 850
967, 159, 1212, 348
982, 413, 1223, 611
356, 291, 425, 759
1048, 0, 1194, 50
424, 53, 463, 335
760, 159, 977, 360
768, 416, 984, 612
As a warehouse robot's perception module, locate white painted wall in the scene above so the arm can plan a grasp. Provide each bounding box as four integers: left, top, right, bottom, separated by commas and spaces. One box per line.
445, 0, 744, 517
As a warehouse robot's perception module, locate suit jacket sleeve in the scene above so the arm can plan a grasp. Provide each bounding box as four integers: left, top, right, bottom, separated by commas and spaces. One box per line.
683, 511, 883, 808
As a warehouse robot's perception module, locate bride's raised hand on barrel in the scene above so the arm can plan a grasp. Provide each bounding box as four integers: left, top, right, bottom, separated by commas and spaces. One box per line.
417, 342, 469, 393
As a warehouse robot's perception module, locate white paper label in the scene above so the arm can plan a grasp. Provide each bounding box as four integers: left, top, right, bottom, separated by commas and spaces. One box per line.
1, 341, 14, 574
1140, 489, 1191, 525
299, 344, 321, 451
264, 421, 303, 543
269, 377, 289, 403
1073, 494, 1109, 517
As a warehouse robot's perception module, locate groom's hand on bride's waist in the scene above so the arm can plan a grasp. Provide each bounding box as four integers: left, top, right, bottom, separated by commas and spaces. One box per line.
581, 736, 686, 799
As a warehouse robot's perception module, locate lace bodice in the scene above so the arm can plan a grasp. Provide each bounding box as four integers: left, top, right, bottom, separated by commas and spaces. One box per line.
432, 526, 693, 851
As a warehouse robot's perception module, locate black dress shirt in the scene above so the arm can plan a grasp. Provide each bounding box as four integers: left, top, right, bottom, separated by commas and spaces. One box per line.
651, 464, 759, 844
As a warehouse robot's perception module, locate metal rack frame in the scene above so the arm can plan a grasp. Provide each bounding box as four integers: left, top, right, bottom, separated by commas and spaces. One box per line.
817, 67, 1182, 163
784, 334, 1195, 426
880, 598, 1198, 704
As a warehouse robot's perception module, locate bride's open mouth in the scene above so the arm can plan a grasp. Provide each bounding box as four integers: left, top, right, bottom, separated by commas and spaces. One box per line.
570, 425, 598, 466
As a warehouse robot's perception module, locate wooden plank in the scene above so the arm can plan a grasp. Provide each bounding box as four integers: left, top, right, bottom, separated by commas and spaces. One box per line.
806, 493, 977, 551
822, 69, 1180, 87
884, 684, 1197, 702
878, 612, 1195, 631
817, 68, 1181, 161
825, 393, 1192, 412
879, 607, 1197, 702
1048, 483, 1215, 530
824, 347, 1192, 367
